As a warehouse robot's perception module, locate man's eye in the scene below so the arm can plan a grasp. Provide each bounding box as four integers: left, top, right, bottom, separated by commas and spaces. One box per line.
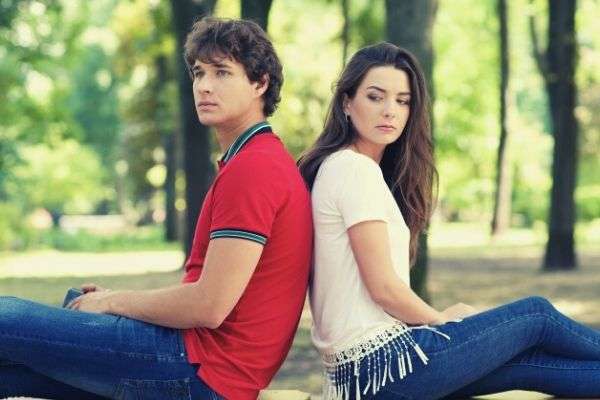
216, 70, 230, 76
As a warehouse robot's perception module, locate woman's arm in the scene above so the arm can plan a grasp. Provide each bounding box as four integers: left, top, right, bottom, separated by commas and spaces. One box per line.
347, 220, 446, 325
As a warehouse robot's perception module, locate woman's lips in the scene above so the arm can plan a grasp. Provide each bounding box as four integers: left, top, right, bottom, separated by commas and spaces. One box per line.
376, 125, 396, 132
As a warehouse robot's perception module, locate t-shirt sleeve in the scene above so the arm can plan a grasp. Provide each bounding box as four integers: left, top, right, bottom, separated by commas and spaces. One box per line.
209, 155, 284, 245
335, 155, 389, 229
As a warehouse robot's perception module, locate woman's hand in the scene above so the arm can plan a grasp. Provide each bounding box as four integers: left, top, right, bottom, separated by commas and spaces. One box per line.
437, 303, 478, 324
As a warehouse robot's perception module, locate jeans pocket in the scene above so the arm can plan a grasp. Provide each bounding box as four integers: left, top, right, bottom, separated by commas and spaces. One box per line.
114, 378, 192, 400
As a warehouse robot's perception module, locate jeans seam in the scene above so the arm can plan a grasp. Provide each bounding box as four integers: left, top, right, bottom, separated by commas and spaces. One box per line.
0, 330, 186, 362
379, 313, 548, 399
503, 362, 600, 370
424, 312, 547, 356
545, 313, 600, 348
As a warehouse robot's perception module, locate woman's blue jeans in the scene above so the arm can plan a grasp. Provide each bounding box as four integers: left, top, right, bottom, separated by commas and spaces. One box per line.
358, 296, 600, 400
0, 294, 222, 399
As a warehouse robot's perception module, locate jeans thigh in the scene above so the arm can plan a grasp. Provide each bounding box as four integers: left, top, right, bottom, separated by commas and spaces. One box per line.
376, 297, 551, 399
0, 295, 196, 398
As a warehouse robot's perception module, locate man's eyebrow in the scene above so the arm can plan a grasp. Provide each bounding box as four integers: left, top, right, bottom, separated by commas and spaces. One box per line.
212, 62, 232, 69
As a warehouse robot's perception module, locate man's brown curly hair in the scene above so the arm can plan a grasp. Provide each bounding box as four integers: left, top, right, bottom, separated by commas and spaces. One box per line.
184, 17, 283, 117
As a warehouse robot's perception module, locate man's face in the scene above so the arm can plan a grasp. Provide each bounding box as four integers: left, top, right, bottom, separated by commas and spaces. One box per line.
191, 57, 263, 127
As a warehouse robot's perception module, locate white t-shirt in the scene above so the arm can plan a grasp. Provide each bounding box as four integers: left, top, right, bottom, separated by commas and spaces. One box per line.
310, 148, 411, 355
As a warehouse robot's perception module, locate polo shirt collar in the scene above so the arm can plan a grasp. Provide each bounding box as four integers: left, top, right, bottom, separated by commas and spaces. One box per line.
219, 121, 272, 165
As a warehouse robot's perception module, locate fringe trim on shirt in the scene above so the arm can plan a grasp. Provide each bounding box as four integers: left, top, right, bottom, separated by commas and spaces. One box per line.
321, 323, 451, 400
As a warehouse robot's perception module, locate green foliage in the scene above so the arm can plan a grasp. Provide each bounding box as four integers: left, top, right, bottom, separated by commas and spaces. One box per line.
268, 0, 345, 157
38, 225, 180, 252
1, 0, 599, 253
433, 0, 499, 220
111, 0, 177, 219
0, 202, 27, 250
10, 140, 107, 214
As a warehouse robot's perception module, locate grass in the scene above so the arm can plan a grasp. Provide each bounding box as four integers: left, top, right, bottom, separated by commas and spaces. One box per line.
1, 222, 599, 397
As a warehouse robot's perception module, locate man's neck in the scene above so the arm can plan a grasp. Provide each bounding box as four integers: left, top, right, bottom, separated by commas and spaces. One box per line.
215, 111, 266, 153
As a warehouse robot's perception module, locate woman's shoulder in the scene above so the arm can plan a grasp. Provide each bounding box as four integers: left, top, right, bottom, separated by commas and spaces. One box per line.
321, 148, 381, 175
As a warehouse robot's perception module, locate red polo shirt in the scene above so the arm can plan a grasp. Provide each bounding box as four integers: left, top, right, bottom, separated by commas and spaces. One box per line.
181, 121, 313, 400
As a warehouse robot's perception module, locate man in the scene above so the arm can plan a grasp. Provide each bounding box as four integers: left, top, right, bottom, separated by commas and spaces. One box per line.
0, 18, 312, 400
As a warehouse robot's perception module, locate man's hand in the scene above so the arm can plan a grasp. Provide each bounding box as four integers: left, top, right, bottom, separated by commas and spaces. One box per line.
81, 283, 109, 293
67, 291, 114, 314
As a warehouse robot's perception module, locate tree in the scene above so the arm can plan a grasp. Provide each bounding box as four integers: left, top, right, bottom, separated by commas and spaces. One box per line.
491, 0, 513, 236
169, 0, 217, 257
241, 0, 273, 31
340, 0, 350, 66
530, 0, 579, 270
385, 0, 438, 302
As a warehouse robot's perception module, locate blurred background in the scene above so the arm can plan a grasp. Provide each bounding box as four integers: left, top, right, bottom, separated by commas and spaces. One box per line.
0, 0, 598, 396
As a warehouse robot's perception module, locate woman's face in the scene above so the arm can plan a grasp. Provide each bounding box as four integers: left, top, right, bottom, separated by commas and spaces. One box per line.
344, 66, 411, 148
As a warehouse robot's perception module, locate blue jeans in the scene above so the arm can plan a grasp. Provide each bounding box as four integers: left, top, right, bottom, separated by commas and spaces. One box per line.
0, 292, 222, 399
348, 296, 600, 399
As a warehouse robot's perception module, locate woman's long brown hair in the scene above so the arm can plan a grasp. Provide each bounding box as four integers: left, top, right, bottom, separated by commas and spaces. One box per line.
297, 42, 438, 266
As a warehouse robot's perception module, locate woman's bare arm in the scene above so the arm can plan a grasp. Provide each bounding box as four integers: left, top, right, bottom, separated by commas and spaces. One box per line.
347, 220, 447, 325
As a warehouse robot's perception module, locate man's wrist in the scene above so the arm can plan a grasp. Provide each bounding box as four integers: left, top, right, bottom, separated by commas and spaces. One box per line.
104, 290, 123, 314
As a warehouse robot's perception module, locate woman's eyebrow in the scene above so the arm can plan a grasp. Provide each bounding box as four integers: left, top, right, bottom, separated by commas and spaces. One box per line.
366, 85, 411, 96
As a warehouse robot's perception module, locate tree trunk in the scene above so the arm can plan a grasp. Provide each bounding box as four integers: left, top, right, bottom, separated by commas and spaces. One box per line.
153, 55, 178, 242
491, 0, 512, 237
543, 0, 578, 270
385, 0, 438, 302
169, 0, 217, 258
341, 0, 350, 67
241, 0, 273, 31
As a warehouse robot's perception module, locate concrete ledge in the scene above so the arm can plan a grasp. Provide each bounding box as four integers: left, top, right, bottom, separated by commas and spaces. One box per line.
259, 390, 312, 400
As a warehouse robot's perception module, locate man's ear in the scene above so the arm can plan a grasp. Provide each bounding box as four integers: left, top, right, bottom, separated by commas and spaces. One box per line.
254, 73, 270, 97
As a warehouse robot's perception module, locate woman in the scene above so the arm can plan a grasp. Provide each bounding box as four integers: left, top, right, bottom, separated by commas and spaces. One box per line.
298, 42, 600, 400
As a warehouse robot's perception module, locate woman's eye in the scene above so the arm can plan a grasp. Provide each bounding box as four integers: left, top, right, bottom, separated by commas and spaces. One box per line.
367, 94, 382, 101
397, 99, 410, 105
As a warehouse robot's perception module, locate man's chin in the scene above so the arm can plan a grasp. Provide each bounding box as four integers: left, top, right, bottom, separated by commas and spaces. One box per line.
197, 114, 222, 127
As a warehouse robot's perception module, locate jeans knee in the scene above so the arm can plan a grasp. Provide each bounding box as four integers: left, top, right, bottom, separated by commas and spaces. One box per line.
0, 296, 31, 324
523, 295, 555, 314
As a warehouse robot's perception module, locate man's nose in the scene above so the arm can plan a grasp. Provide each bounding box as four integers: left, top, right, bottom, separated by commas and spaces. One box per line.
195, 76, 213, 94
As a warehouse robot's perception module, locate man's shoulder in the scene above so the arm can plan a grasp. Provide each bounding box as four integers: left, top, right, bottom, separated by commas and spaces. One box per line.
229, 136, 294, 173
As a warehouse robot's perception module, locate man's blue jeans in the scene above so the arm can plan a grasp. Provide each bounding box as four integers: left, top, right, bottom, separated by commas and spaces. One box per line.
356, 296, 600, 399
0, 293, 222, 399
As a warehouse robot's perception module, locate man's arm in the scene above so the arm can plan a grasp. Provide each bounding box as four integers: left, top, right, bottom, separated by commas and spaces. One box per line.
69, 237, 263, 329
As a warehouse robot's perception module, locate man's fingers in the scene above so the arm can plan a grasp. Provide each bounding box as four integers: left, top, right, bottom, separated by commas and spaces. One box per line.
81, 283, 97, 293
67, 296, 82, 310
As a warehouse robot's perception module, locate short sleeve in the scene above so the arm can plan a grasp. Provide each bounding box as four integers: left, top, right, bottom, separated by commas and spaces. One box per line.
210, 155, 284, 245
335, 154, 389, 229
